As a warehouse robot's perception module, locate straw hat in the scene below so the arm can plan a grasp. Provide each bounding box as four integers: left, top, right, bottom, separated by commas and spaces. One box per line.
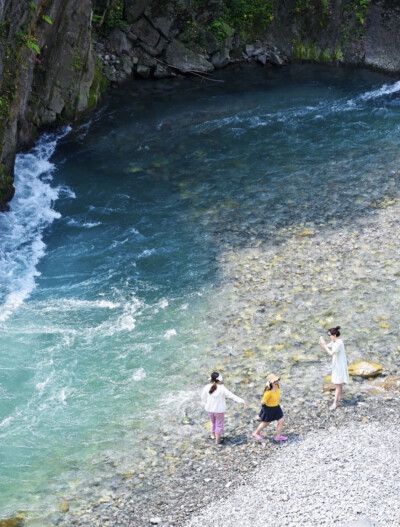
266, 373, 280, 385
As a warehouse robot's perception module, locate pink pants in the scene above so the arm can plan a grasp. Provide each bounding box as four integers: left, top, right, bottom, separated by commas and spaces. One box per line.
208, 412, 225, 435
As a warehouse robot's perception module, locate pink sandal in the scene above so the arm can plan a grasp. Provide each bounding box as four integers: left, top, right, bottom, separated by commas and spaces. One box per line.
274, 435, 287, 442
252, 432, 263, 440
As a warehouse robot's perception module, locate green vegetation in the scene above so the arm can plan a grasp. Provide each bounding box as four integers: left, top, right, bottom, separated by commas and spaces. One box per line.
42, 15, 53, 25
92, 0, 126, 36
223, 0, 275, 38
353, 0, 371, 25
291, 0, 330, 30
293, 39, 343, 62
342, 0, 371, 43
88, 57, 108, 109
72, 52, 84, 71
16, 30, 40, 54
0, 25, 18, 144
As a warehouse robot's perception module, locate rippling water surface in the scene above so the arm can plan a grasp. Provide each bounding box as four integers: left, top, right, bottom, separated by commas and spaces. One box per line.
1, 64, 400, 521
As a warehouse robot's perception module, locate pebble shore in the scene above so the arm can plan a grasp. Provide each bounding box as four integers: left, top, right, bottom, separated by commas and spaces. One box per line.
187, 402, 400, 527
57, 393, 400, 527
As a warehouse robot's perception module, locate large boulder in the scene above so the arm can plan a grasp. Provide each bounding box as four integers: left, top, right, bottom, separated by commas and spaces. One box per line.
131, 18, 161, 49
165, 39, 213, 73
108, 28, 133, 55
348, 361, 382, 378
126, 0, 148, 23
211, 48, 230, 69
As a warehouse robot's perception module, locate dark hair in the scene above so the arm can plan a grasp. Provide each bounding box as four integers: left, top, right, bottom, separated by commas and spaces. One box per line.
209, 371, 220, 394
263, 383, 273, 394
328, 326, 341, 337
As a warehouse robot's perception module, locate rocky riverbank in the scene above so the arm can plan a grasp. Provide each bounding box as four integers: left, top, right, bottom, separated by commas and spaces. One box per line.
3, 0, 400, 210
52, 387, 400, 527
53, 192, 400, 527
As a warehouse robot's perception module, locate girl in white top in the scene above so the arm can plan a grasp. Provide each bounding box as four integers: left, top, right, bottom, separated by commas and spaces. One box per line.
201, 371, 246, 445
319, 326, 349, 410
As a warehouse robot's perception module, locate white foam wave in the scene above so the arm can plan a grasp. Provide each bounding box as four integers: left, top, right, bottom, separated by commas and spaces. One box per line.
360, 81, 400, 101
138, 248, 156, 258
159, 299, 169, 309
39, 298, 121, 311
67, 218, 102, 229
0, 128, 70, 323
160, 388, 198, 410
130, 227, 144, 239
89, 296, 143, 336
59, 389, 68, 404
132, 367, 146, 381
118, 314, 136, 331
35, 373, 54, 394
59, 185, 76, 199
164, 328, 177, 339
0, 415, 14, 429
82, 221, 102, 228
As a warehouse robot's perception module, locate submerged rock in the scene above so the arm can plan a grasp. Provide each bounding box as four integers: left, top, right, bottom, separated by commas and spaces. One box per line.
0, 515, 25, 527
383, 375, 400, 391
348, 361, 382, 378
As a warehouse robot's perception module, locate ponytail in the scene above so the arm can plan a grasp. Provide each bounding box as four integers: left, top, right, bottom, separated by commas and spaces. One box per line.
209, 382, 218, 394
209, 371, 221, 394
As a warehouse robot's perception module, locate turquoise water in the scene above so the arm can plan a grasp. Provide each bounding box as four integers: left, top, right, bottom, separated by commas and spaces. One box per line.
1, 64, 400, 521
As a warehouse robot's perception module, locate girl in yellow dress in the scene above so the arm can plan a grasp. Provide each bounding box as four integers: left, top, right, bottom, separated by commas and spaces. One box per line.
252, 373, 287, 442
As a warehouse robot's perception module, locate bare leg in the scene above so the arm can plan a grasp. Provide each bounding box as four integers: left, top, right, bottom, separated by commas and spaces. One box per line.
255, 421, 270, 435
274, 417, 285, 439
331, 384, 342, 409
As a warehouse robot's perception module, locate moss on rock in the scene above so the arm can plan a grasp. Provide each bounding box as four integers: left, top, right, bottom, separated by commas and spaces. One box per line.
88, 57, 107, 109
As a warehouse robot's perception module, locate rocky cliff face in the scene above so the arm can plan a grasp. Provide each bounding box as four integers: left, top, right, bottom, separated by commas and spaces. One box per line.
0, 0, 100, 210
1, 0, 400, 212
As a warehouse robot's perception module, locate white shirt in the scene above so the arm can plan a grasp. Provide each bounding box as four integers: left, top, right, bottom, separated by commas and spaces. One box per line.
201, 383, 245, 413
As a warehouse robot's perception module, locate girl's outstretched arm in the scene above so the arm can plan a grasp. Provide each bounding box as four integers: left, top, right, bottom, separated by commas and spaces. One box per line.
319, 336, 334, 356
222, 386, 246, 407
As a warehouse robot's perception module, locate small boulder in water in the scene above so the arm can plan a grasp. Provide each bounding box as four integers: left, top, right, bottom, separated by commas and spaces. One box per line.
0, 515, 25, 527
348, 361, 382, 378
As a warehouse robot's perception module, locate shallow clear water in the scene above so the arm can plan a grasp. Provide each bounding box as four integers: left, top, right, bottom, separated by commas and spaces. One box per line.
1, 64, 400, 521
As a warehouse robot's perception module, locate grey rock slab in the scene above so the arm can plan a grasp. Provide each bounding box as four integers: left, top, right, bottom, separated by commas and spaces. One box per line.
165, 40, 213, 73
131, 17, 161, 49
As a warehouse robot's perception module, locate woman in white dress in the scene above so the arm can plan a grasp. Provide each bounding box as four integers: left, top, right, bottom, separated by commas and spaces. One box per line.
319, 326, 349, 410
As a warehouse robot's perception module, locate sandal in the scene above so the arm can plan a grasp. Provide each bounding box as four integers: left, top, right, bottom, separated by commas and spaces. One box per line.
252, 432, 263, 440
274, 435, 287, 442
